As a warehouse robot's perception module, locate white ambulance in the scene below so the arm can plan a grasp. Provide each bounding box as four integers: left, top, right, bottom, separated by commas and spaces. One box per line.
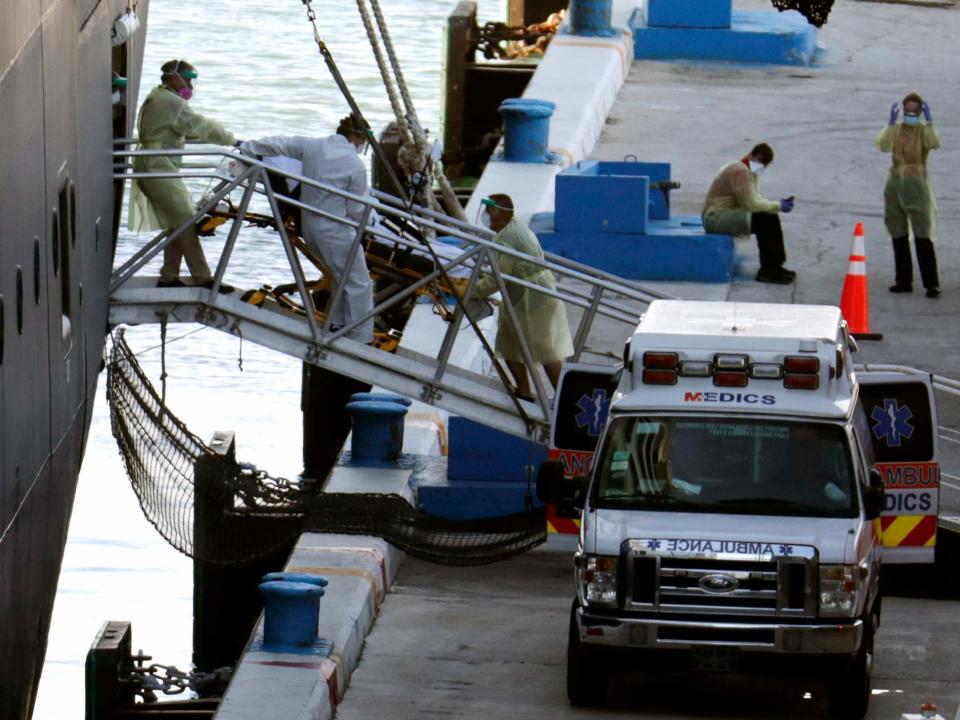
539, 300, 940, 719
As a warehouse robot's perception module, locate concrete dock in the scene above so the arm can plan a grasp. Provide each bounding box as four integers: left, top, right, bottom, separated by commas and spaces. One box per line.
337, 539, 960, 720
213, 0, 960, 717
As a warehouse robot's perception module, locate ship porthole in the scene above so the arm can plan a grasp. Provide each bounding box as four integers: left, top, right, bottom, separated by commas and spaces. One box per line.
16, 265, 24, 334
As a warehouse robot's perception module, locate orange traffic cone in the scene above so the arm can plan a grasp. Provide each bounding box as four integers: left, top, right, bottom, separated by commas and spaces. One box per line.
839, 223, 882, 340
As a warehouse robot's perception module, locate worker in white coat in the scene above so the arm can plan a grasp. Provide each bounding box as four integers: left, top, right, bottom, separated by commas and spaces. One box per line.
241, 114, 374, 342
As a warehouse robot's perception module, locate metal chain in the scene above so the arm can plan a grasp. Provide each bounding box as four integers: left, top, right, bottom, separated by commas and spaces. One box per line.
128, 659, 232, 701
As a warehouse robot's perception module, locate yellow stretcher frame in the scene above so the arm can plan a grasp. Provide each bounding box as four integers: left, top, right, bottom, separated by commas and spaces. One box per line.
202, 207, 473, 352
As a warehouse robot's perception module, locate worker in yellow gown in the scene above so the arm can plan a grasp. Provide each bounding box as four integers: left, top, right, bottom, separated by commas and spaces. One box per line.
473, 194, 573, 399
876, 92, 941, 298
128, 59, 236, 289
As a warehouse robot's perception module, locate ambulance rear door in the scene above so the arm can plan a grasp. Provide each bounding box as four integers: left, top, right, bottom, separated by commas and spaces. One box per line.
857, 371, 939, 564
547, 363, 618, 534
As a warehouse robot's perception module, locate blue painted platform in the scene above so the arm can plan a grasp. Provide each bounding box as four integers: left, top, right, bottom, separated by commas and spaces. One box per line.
411, 418, 548, 519
646, 0, 732, 29
556, 160, 672, 234
532, 212, 734, 283
631, 7, 818, 66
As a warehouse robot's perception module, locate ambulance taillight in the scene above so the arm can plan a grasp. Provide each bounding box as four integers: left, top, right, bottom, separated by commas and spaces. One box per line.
783, 355, 820, 390
641, 352, 679, 385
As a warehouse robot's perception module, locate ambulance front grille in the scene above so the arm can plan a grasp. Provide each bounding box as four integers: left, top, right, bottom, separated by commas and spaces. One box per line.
626, 556, 811, 616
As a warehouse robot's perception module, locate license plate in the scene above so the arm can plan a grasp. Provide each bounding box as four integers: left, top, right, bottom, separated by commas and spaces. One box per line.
690, 646, 740, 672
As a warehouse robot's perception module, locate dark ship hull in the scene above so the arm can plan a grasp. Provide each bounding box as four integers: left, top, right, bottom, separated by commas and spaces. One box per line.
0, 1, 148, 717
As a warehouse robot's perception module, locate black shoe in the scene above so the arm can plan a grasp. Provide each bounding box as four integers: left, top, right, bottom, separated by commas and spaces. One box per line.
157, 278, 187, 288
755, 268, 794, 284
200, 279, 235, 294
779, 267, 797, 278
889, 284, 913, 293
926, 287, 941, 298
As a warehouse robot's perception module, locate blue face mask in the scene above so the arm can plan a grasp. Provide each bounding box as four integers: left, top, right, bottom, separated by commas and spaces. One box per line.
903, 114, 920, 126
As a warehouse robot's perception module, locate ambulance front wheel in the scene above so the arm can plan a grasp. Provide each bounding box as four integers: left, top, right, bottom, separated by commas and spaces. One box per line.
566, 601, 607, 707
826, 611, 875, 719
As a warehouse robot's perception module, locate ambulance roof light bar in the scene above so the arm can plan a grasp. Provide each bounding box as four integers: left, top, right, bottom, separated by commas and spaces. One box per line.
714, 354, 748, 370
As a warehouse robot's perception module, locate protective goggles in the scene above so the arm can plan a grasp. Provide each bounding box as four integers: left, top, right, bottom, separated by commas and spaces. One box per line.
480, 197, 511, 211
165, 63, 198, 86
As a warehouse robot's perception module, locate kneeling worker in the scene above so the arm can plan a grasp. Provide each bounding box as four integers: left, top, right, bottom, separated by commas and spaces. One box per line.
702, 143, 796, 284
472, 194, 573, 399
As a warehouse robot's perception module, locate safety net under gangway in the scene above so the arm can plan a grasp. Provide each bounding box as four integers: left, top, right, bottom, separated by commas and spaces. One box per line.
108, 329, 546, 566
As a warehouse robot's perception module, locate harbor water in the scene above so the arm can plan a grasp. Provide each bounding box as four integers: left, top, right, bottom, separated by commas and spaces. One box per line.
34, 0, 501, 715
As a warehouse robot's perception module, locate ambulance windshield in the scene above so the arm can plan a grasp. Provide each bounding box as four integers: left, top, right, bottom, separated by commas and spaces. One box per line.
594, 417, 857, 518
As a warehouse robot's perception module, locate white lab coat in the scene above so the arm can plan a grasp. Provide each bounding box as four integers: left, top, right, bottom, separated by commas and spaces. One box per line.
242, 134, 373, 342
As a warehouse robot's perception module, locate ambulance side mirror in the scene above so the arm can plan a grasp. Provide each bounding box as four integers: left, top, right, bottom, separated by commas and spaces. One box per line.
536, 460, 565, 504
863, 468, 885, 520
536, 460, 588, 516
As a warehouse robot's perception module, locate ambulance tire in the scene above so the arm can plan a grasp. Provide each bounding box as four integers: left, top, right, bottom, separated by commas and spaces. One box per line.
566, 602, 607, 707
826, 613, 874, 719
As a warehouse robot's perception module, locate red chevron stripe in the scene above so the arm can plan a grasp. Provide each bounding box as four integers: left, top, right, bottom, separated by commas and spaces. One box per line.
547, 504, 580, 534
901, 515, 937, 547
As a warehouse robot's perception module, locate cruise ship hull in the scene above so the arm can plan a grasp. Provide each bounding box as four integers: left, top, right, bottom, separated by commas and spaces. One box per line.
0, 1, 147, 717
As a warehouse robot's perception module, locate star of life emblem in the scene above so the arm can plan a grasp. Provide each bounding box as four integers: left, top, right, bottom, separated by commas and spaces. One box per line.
870, 398, 914, 447
575, 389, 610, 437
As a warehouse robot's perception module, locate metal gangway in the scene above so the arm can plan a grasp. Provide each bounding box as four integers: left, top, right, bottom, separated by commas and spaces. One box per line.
110, 144, 666, 443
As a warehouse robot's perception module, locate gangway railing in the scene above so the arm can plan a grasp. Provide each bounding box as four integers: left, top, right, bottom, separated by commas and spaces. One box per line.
111, 144, 665, 443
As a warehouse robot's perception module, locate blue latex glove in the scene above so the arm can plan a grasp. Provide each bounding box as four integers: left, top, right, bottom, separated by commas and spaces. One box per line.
889, 102, 900, 125
780, 197, 795, 213
233, 139, 244, 148
922, 101, 932, 122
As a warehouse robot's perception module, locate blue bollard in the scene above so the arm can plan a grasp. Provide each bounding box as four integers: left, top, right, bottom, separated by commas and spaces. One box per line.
568, 0, 615, 36
261, 572, 329, 588
345, 400, 408, 464
498, 99, 556, 163
258, 580, 324, 648
348, 392, 413, 407
261, 573, 328, 639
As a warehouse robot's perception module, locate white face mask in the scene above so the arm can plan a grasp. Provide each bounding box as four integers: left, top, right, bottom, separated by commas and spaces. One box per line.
749, 160, 766, 175
479, 212, 492, 229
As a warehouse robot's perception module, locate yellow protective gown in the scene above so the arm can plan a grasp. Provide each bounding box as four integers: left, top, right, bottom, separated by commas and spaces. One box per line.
474, 217, 573, 364
701, 160, 780, 236
128, 86, 235, 231
875, 122, 940, 240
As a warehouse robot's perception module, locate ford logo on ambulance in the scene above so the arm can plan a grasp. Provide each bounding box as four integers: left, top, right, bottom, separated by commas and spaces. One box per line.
698, 574, 739, 593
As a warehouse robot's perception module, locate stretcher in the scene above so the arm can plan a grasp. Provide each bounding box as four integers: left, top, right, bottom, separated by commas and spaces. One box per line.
199, 203, 479, 352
